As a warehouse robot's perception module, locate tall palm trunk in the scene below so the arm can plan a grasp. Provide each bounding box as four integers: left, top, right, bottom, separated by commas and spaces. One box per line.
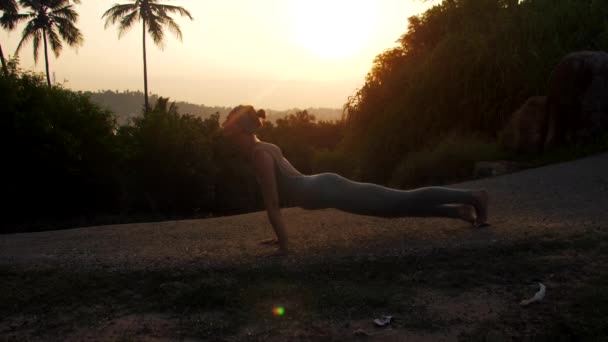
43, 28, 51, 87
0, 42, 8, 76
142, 19, 149, 111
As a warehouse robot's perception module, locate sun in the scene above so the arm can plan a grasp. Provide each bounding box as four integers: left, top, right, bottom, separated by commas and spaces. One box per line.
290, 0, 377, 59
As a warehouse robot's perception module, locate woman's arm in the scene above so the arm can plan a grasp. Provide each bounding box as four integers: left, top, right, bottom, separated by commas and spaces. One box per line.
252, 149, 289, 255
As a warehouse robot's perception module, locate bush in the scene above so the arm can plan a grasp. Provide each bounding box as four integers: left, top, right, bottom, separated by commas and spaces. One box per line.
388, 136, 505, 188
1, 70, 118, 231
311, 148, 358, 179
115, 98, 220, 215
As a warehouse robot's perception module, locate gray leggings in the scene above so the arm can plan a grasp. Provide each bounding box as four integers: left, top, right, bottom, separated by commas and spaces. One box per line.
280, 173, 477, 218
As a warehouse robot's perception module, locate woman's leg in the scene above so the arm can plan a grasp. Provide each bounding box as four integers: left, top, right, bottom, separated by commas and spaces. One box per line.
308, 174, 487, 222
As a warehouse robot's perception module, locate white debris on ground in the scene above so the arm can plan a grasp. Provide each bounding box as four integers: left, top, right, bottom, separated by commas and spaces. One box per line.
520, 283, 546, 306
373, 315, 393, 327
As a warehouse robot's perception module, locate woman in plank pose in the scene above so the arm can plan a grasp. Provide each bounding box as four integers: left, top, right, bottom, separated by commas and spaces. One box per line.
222, 105, 489, 256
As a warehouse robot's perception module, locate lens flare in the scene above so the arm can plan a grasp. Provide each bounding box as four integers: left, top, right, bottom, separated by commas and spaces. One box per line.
272, 306, 285, 316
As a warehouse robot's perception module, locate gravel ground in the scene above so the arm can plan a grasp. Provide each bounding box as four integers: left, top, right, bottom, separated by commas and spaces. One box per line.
1, 153, 608, 341
2, 152, 607, 272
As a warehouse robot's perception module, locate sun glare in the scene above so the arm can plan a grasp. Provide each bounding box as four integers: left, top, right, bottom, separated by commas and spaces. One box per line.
290, 0, 377, 59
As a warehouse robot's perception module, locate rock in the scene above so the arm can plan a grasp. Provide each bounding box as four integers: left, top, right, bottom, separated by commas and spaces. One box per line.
545, 51, 608, 147
500, 96, 548, 153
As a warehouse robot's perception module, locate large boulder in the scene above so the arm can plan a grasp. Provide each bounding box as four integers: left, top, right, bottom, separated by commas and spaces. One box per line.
500, 96, 548, 154
544, 51, 608, 147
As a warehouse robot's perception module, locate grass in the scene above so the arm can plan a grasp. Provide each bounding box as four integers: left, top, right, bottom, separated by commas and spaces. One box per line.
2, 231, 607, 341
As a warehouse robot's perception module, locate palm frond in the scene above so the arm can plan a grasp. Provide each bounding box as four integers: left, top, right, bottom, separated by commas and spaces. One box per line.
118, 10, 139, 38
23, 0, 44, 12
50, 4, 78, 22
0, 0, 18, 14
163, 16, 182, 41
47, 0, 69, 11
14, 19, 36, 54
54, 15, 82, 46
31, 28, 40, 61
46, 26, 63, 57
18, 0, 37, 10
153, 4, 192, 20
102, 3, 138, 28
146, 12, 164, 46
1, 12, 28, 29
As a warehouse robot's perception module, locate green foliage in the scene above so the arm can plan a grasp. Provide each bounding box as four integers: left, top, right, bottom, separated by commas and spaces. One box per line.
115, 98, 220, 215
388, 136, 505, 188
1, 68, 117, 230
258, 110, 346, 175
211, 135, 262, 215
344, 0, 608, 183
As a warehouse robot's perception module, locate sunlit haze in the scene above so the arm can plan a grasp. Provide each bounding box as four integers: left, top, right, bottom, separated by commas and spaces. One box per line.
0, 0, 436, 109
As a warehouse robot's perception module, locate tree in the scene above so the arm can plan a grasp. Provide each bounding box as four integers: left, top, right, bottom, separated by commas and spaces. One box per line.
342, 0, 608, 184
102, 0, 193, 111
13, 0, 83, 86
1, 62, 118, 232
0, 0, 19, 76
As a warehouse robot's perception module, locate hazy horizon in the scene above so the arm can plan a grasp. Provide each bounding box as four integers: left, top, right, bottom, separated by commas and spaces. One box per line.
0, 0, 437, 110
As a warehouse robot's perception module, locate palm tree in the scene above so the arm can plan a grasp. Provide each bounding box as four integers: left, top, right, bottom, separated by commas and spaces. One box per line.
103, 0, 193, 110
0, 0, 19, 76
14, 0, 83, 86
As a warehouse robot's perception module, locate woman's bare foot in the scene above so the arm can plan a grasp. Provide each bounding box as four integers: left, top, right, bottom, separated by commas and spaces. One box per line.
457, 204, 477, 226
258, 238, 279, 245
472, 190, 489, 227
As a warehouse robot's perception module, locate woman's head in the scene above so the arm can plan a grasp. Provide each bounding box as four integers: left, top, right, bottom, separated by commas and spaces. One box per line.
222, 105, 266, 138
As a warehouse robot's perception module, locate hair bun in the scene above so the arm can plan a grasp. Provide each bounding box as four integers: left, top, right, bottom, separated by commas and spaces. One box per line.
256, 109, 266, 119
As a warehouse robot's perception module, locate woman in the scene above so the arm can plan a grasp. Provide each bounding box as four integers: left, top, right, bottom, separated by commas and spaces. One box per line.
222, 105, 489, 256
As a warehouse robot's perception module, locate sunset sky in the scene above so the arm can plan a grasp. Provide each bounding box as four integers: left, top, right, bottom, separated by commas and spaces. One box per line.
0, 0, 436, 109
